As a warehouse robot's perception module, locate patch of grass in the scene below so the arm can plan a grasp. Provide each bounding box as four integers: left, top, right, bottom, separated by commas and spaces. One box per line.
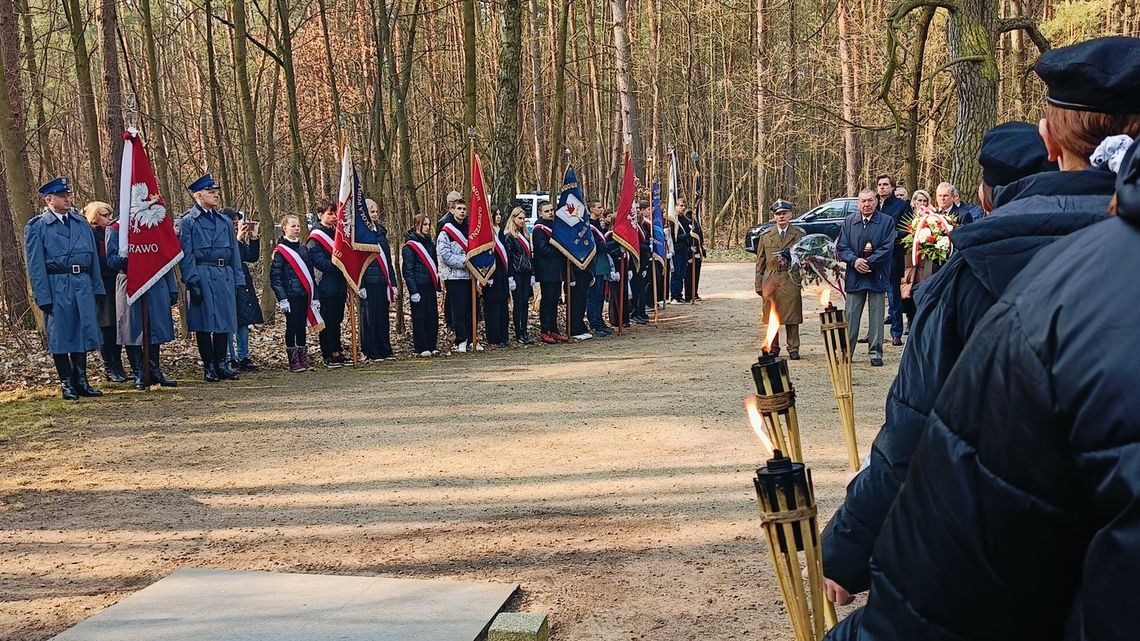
0, 389, 81, 442
706, 247, 754, 263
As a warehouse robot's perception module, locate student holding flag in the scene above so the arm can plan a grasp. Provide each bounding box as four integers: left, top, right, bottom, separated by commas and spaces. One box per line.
307, 200, 348, 367
402, 214, 441, 356
670, 199, 694, 303
550, 166, 598, 341
271, 214, 321, 372
359, 199, 396, 361
437, 200, 479, 352
608, 153, 642, 331
532, 201, 567, 343
587, 200, 616, 336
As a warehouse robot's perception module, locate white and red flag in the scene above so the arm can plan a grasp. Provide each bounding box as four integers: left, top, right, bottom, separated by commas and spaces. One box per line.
116, 128, 183, 304
332, 141, 379, 292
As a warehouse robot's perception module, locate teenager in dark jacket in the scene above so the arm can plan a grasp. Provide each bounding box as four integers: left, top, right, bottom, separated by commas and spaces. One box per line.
306, 200, 347, 367
504, 207, 534, 344
483, 208, 514, 347
822, 37, 1140, 641
532, 201, 567, 343
587, 203, 616, 336
270, 215, 318, 372
223, 208, 264, 372
402, 214, 440, 356
358, 199, 396, 360
630, 202, 652, 324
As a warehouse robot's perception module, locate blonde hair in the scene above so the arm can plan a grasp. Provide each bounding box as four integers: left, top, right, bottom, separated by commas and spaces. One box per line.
82, 201, 112, 225
911, 189, 932, 207
505, 206, 530, 240
279, 214, 300, 235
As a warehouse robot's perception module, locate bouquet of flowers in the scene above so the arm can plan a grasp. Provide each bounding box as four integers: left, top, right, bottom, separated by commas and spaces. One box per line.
899, 207, 957, 264
789, 233, 846, 293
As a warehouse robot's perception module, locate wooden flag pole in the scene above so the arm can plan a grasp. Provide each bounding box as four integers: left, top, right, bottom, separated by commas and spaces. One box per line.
468, 130, 479, 353
471, 278, 478, 351
141, 292, 152, 387
617, 255, 626, 336
348, 298, 360, 366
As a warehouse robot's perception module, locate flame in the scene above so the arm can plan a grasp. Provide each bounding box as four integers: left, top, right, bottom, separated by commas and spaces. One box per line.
745, 395, 775, 459
761, 305, 781, 352
819, 287, 831, 307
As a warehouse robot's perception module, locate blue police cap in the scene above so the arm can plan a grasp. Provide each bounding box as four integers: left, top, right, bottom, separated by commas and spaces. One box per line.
186, 173, 220, 194
979, 122, 1058, 188
38, 177, 71, 196
1036, 36, 1140, 114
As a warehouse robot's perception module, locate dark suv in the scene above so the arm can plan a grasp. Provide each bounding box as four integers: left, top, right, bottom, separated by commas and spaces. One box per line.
744, 197, 857, 252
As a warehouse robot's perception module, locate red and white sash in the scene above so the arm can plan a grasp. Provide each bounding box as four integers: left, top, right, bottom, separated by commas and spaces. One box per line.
441, 223, 469, 251
532, 222, 552, 238
494, 235, 508, 267
308, 228, 334, 254
274, 243, 325, 329
404, 239, 439, 290
375, 246, 396, 303
515, 233, 532, 258
590, 224, 606, 244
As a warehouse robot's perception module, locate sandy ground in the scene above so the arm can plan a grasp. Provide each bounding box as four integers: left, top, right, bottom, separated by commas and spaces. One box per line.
0, 262, 900, 641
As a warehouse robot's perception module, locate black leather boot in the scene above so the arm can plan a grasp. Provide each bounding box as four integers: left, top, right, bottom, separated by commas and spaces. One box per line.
215, 359, 240, 380
126, 346, 145, 389
149, 346, 177, 387
203, 361, 220, 382
70, 352, 103, 397
101, 342, 129, 383
54, 354, 79, 400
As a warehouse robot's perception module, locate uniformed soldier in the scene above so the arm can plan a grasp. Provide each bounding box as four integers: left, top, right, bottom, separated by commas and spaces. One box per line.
178, 173, 244, 382
24, 177, 106, 399
754, 200, 805, 359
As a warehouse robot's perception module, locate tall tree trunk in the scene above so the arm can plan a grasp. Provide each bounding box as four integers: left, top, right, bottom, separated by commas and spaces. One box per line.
232, 0, 277, 320
18, 0, 51, 182
948, 0, 999, 193
755, 0, 769, 209
528, 0, 549, 185
611, 0, 644, 178
903, 8, 935, 192
275, 0, 309, 212
63, 0, 108, 198
583, 0, 607, 201
462, 0, 477, 194
492, 0, 523, 207
317, 0, 343, 127
100, 0, 125, 194
204, 0, 234, 203
138, 0, 172, 201
547, 0, 571, 190
783, 0, 797, 196
836, 0, 858, 196
0, 0, 33, 326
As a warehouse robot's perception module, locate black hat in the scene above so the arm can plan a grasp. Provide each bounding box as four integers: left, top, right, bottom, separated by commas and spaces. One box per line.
1116, 136, 1140, 222
979, 122, 1058, 187
1035, 36, 1140, 114
769, 199, 793, 213
38, 177, 71, 196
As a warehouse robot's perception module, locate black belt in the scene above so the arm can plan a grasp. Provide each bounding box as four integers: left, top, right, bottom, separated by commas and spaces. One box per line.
47, 265, 89, 275
197, 258, 230, 266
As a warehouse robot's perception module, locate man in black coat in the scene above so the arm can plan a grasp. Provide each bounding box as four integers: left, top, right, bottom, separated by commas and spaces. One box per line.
822, 36, 1140, 640
874, 174, 909, 345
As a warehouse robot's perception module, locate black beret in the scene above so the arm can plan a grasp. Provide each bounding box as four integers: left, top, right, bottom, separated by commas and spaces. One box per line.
1035, 36, 1140, 114
979, 122, 1057, 187
1116, 136, 1140, 223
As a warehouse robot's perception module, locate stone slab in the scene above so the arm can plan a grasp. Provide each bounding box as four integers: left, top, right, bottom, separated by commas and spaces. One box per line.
488, 612, 549, 641
50, 568, 519, 641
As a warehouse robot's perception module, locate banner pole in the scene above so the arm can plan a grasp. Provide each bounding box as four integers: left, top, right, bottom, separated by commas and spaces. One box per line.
617, 255, 625, 336
349, 298, 359, 366
565, 259, 572, 338
141, 292, 152, 387
471, 278, 478, 351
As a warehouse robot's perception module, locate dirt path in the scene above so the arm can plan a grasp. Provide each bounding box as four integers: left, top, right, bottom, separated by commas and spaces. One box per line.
0, 262, 899, 641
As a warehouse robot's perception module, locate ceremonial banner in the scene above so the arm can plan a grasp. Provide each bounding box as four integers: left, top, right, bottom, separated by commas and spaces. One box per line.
611, 153, 640, 270
551, 165, 598, 270
666, 149, 679, 223
466, 152, 496, 284
117, 128, 184, 304
651, 182, 667, 265
332, 142, 378, 291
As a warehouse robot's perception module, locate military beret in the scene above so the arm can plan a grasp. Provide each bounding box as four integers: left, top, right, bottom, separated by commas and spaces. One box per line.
769, 199, 793, 213
186, 173, 220, 194
1035, 36, 1140, 114
979, 122, 1058, 188
1115, 136, 1140, 222
38, 177, 71, 196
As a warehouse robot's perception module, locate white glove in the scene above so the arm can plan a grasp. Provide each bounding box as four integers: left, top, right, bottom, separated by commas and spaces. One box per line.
488, 279, 494, 286
570, 280, 576, 287
508, 277, 517, 291
277, 299, 291, 313
359, 287, 368, 300
609, 270, 618, 281
530, 276, 536, 287
411, 293, 421, 303
313, 300, 321, 311
627, 271, 633, 280
667, 251, 674, 259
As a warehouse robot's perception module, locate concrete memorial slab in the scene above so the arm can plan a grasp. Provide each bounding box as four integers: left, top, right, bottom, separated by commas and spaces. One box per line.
50, 568, 519, 641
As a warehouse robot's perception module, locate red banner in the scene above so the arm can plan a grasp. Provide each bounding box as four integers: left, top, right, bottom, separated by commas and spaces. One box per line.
332, 143, 377, 291
117, 129, 184, 304
610, 152, 640, 271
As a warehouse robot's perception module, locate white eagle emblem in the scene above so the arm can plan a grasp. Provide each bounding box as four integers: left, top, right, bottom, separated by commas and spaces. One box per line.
130, 182, 167, 232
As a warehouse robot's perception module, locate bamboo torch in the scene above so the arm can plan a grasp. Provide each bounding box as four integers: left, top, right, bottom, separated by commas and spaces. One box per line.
818, 287, 859, 471
753, 306, 803, 462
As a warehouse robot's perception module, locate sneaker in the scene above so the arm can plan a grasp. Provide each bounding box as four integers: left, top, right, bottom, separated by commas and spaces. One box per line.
572, 333, 593, 340
632, 316, 648, 325
891, 336, 903, 346
238, 358, 260, 372
789, 351, 800, 360
475, 343, 485, 352
553, 333, 570, 343
668, 299, 682, 305
496, 342, 510, 349
419, 350, 433, 357
871, 357, 884, 367
324, 359, 344, 369
541, 333, 558, 345
457, 341, 469, 353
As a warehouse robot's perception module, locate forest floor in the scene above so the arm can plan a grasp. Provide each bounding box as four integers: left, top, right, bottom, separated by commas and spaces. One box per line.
0, 261, 899, 641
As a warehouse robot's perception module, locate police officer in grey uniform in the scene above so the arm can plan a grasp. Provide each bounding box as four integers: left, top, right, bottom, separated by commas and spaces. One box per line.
24, 177, 106, 399
178, 174, 244, 382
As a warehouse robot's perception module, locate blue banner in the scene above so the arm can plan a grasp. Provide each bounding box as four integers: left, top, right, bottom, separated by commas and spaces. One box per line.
551, 165, 598, 270
651, 182, 666, 264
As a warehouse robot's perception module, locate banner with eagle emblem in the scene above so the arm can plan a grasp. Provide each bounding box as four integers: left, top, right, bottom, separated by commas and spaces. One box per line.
117, 128, 184, 304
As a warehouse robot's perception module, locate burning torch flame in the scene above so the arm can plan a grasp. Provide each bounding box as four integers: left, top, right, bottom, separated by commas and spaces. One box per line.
761, 306, 781, 353
819, 287, 831, 307
745, 395, 775, 459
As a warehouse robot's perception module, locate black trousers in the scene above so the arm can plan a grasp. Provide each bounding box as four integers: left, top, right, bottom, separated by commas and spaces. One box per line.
284, 295, 307, 347
630, 270, 648, 318
410, 290, 439, 352
512, 271, 533, 340
608, 273, 631, 326
196, 331, 229, 364
687, 257, 702, 299
445, 280, 472, 344
568, 276, 590, 335
485, 293, 509, 344
359, 293, 393, 358
318, 292, 346, 359
539, 280, 561, 333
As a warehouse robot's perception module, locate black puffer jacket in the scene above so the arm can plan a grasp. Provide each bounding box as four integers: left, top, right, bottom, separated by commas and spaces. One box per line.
400, 230, 439, 296
270, 238, 315, 301
531, 221, 563, 283
361, 224, 396, 291
822, 171, 1115, 621
858, 151, 1140, 641
505, 233, 533, 276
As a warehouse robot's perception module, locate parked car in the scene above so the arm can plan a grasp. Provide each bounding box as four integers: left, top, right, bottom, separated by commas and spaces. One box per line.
515, 191, 551, 233
744, 197, 858, 253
